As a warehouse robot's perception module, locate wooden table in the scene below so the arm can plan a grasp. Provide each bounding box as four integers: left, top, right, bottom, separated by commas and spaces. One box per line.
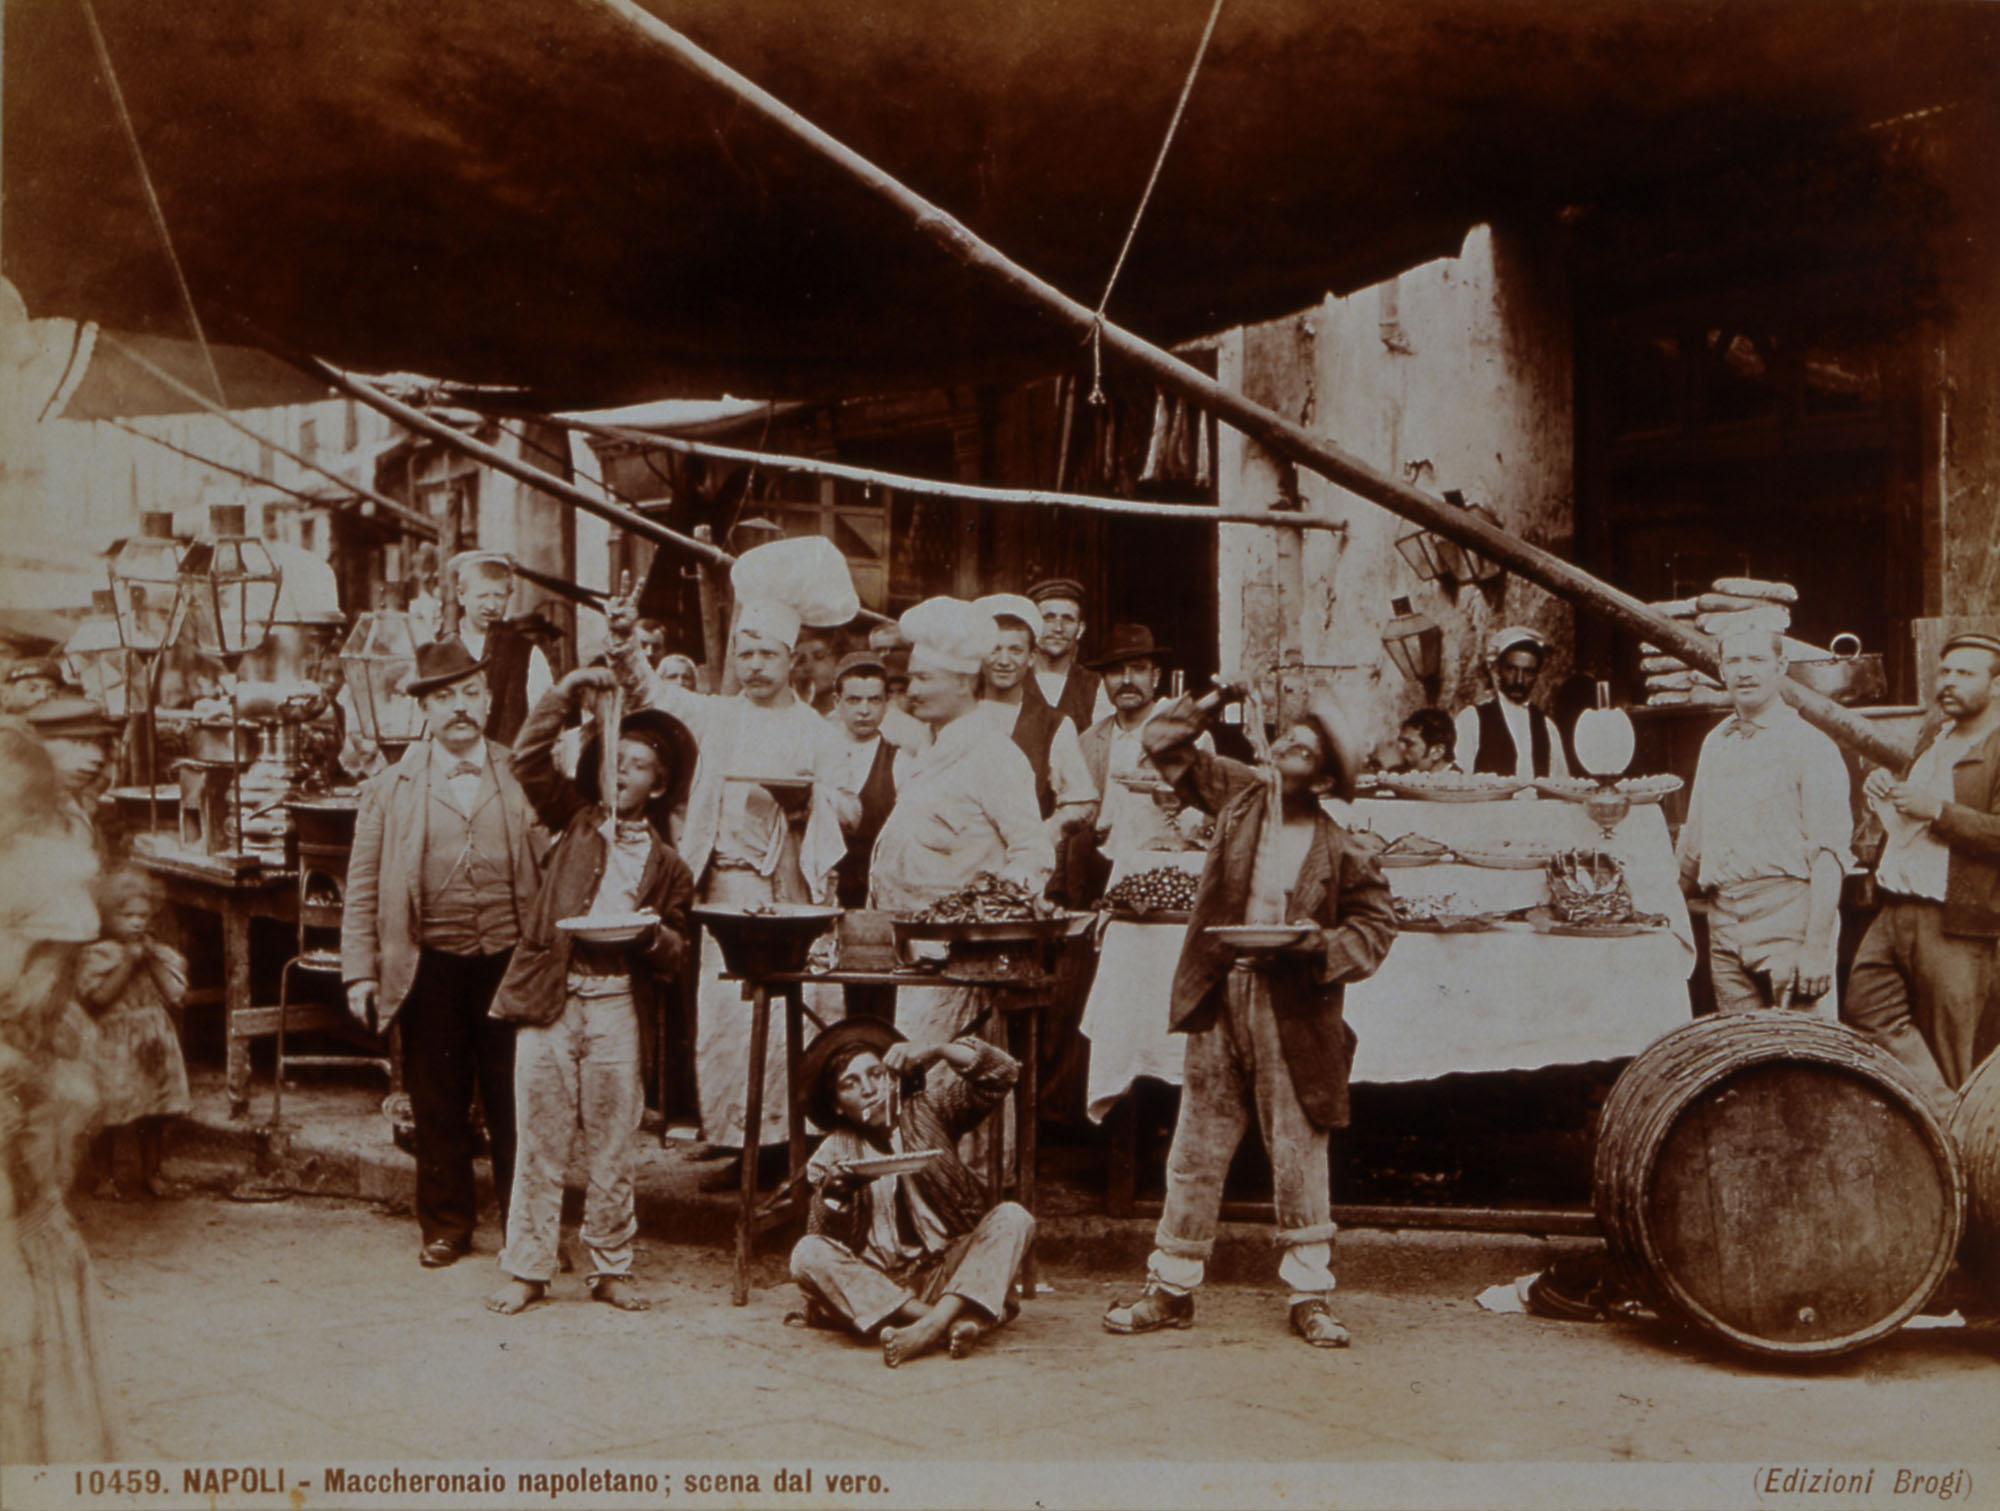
720, 964, 1056, 1307
132, 846, 297, 1118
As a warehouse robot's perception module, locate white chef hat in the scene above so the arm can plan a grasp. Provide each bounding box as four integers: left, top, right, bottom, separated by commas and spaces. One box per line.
1487, 625, 1548, 662
900, 596, 1000, 676
975, 593, 1044, 641
730, 536, 860, 650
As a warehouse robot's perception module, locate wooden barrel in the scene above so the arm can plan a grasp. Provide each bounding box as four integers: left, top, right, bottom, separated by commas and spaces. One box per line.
1948, 1049, 2000, 1307
1594, 1014, 1962, 1358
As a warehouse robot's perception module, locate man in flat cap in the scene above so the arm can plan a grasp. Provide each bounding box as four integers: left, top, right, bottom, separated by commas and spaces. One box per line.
448, 551, 555, 745
25, 696, 121, 848
1454, 625, 1570, 782
342, 638, 540, 1268
1102, 692, 1395, 1348
2, 657, 64, 718
1844, 631, 2000, 1108
1026, 578, 1112, 731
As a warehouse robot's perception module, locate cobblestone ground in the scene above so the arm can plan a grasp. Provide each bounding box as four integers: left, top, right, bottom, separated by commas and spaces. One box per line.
68, 1191, 1999, 1471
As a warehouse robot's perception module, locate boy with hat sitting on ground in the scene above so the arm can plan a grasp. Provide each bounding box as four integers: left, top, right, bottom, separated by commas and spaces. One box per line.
486, 666, 696, 1314
788, 1019, 1035, 1367
1101, 690, 1396, 1348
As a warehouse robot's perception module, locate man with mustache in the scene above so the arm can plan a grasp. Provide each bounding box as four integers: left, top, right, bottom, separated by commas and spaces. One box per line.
604, 537, 860, 1183
342, 639, 541, 1268
1026, 577, 1112, 730
1844, 632, 2000, 1109
1454, 626, 1571, 781
1676, 629, 1853, 1012
1080, 624, 1209, 864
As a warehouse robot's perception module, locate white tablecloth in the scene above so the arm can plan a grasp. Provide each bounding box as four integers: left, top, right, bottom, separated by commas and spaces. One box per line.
1078, 797, 1695, 1120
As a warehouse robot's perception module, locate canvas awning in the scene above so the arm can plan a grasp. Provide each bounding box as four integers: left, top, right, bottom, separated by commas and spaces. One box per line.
8, 0, 1994, 410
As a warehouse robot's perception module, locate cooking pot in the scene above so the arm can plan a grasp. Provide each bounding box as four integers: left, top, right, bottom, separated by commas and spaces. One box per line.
1787, 634, 1887, 706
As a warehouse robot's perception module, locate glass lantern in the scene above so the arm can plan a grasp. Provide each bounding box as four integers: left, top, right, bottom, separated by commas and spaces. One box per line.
63, 590, 133, 716
107, 510, 185, 653
174, 505, 282, 665
338, 606, 427, 756
1382, 596, 1443, 702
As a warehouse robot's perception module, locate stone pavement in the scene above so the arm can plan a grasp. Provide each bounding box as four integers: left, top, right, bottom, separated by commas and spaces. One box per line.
73, 1191, 2000, 1470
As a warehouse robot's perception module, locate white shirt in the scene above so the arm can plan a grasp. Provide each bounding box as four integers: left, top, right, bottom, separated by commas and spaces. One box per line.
981, 700, 1098, 807
432, 738, 488, 812
1454, 696, 1571, 782
1097, 702, 1209, 858
1872, 730, 1970, 902
833, 730, 886, 793
1034, 664, 1115, 725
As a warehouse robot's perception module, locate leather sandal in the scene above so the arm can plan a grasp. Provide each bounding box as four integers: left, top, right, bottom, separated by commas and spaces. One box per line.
1102, 1284, 1194, 1334
1290, 1297, 1351, 1348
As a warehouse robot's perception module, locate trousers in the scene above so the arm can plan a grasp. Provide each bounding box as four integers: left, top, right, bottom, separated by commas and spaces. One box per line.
400, 947, 517, 1250
1842, 899, 1999, 1109
790, 1201, 1035, 1335
1708, 877, 1830, 1014
500, 981, 644, 1282
1148, 967, 1337, 1298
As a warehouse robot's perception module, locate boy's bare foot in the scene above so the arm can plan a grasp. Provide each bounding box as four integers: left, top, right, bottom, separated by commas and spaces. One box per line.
485, 1279, 545, 1315
141, 1175, 187, 1200
947, 1318, 987, 1359
881, 1308, 952, 1367
588, 1275, 651, 1311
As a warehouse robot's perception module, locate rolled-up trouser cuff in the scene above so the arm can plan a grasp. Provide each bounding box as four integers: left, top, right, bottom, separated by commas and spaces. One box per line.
1275, 1221, 1338, 1248
1152, 1229, 1215, 1262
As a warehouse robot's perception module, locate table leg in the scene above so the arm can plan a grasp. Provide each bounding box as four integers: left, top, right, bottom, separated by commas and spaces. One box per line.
1018, 995, 1041, 1296
783, 986, 807, 1222
983, 1007, 1006, 1205
733, 982, 772, 1307
224, 904, 252, 1119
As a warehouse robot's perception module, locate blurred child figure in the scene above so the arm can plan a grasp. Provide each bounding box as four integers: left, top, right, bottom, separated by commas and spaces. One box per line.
79, 868, 190, 1200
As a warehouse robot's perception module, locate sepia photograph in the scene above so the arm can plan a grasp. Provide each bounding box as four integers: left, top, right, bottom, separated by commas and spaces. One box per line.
0, 2, 1996, 1508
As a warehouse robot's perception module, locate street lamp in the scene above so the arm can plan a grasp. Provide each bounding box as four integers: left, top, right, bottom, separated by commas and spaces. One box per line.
106, 510, 185, 829
1394, 491, 1509, 602
1382, 597, 1444, 703
175, 504, 284, 858
338, 598, 428, 764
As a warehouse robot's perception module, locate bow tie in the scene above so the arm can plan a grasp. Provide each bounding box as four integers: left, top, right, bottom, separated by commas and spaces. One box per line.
446, 761, 481, 780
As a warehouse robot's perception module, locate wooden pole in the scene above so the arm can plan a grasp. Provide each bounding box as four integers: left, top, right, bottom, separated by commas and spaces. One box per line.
587, 0, 1913, 771
97, 334, 439, 538
551, 414, 1343, 535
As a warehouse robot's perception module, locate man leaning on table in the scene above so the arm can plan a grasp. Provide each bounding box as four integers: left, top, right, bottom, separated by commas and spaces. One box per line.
1101, 690, 1395, 1349
1676, 627, 1853, 1012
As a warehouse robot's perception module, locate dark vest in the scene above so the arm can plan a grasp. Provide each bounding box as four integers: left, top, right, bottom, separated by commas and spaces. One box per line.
1010, 692, 1063, 819
1049, 663, 1102, 732
1472, 697, 1553, 777
835, 737, 899, 908
482, 620, 536, 746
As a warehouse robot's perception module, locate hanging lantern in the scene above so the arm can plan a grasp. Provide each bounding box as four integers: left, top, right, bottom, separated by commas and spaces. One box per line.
106, 510, 185, 653
64, 590, 134, 716
1443, 490, 1509, 593
175, 504, 283, 665
1382, 597, 1443, 702
1394, 522, 1464, 586
338, 604, 427, 755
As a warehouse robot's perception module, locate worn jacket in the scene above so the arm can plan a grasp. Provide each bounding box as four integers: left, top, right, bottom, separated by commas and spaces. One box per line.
805, 1039, 1017, 1254
340, 738, 544, 1022
1145, 699, 1397, 1129
1909, 717, 2000, 938
488, 688, 696, 1025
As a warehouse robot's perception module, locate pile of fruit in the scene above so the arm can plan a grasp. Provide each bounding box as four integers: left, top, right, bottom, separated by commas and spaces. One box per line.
1098, 866, 1200, 915
906, 873, 1044, 924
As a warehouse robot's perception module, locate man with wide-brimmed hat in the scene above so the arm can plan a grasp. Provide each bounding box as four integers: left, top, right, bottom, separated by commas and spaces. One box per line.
787, 1018, 1034, 1367
25, 695, 122, 847
1079, 623, 1207, 863
1454, 625, 1570, 781
1025, 577, 1112, 731
1102, 690, 1395, 1349
1844, 630, 2000, 1110
342, 637, 542, 1268
485, 666, 696, 1315
447, 550, 556, 745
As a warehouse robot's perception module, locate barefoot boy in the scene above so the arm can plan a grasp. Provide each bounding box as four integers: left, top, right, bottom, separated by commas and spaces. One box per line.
788, 1021, 1034, 1366
486, 668, 694, 1314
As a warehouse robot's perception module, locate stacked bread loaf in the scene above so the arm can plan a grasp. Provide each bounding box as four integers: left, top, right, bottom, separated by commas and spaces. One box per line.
1640, 578, 1799, 707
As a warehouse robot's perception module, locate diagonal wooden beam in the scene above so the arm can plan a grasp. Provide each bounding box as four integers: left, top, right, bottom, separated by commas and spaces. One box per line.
586, 0, 1912, 770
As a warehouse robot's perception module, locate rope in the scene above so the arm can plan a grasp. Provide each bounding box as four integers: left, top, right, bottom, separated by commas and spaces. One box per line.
78, 0, 228, 407
1087, 0, 1227, 405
